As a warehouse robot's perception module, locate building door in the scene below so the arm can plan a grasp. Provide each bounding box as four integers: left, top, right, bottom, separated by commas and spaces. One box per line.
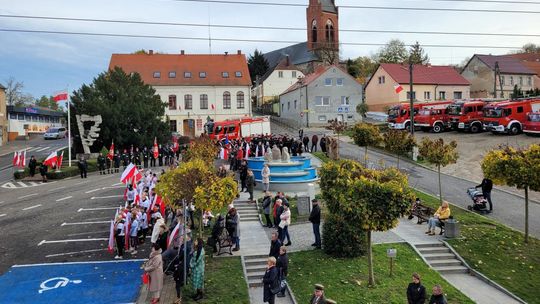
337, 114, 344, 122
183, 119, 195, 138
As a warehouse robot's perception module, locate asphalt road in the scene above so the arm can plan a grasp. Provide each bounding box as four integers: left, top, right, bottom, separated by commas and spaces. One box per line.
271, 122, 540, 239
0, 169, 146, 275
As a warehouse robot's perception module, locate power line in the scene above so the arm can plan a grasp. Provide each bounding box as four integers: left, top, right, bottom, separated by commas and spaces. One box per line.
0, 28, 524, 49
1, 14, 538, 38
170, 0, 540, 14
397, 0, 540, 5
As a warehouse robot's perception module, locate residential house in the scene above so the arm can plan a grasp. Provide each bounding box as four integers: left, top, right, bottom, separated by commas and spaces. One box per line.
109, 50, 252, 137
252, 56, 305, 107
506, 53, 540, 91
0, 84, 6, 146
365, 63, 470, 112
461, 54, 536, 98
279, 65, 362, 127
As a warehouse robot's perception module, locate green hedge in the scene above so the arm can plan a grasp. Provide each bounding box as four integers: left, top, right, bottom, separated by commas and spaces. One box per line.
14, 159, 98, 180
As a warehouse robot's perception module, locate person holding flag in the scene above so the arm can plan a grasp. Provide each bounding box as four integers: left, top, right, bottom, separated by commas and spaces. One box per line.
107, 141, 115, 174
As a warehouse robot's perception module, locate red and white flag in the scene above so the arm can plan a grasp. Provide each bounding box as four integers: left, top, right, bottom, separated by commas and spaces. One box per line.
120, 164, 142, 184
53, 91, 68, 102
219, 147, 228, 160
244, 145, 250, 160
107, 220, 115, 253
153, 137, 159, 159
394, 83, 404, 94
167, 223, 180, 249
19, 150, 26, 168
12, 152, 19, 166
107, 141, 115, 160
132, 178, 140, 206
43, 151, 58, 167
211, 104, 215, 110
172, 137, 179, 153
57, 151, 64, 169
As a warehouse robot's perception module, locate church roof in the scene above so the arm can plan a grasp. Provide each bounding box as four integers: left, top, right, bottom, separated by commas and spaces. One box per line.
321, 0, 338, 13
263, 42, 319, 71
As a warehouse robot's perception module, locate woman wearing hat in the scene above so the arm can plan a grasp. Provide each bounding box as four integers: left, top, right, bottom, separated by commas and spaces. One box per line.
310, 284, 325, 304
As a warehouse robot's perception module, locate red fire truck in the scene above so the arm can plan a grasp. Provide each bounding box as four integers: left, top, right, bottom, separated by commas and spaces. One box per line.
413, 101, 454, 133
388, 101, 452, 131
207, 116, 271, 140
446, 100, 487, 133
523, 111, 540, 135
483, 99, 540, 135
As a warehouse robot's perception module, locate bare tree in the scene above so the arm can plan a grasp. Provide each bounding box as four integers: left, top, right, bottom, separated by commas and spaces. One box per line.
314, 42, 340, 65
5, 77, 25, 106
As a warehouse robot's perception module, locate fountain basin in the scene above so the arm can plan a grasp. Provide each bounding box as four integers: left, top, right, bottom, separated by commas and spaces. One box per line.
247, 156, 319, 192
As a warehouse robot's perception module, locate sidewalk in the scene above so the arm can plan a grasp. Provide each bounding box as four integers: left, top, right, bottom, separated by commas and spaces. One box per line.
392, 219, 522, 304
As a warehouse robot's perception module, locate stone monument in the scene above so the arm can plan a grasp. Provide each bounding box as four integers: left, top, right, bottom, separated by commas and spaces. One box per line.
264, 147, 273, 162
76, 114, 102, 155
281, 147, 290, 163
271, 145, 281, 161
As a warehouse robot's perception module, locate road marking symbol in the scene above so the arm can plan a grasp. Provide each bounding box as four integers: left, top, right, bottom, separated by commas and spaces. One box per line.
38, 238, 108, 246
38, 277, 82, 294
78, 207, 119, 212
61, 221, 109, 226
22, 204, 42, 211
56, 196, 72, 202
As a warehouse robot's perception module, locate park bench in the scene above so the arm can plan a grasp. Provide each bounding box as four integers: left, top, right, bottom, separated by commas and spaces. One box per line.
409, 203, 446, 235
216, 229, 234, 256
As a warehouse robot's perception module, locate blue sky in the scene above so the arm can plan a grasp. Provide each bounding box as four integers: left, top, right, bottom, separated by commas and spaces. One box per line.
0, 0, 538, 98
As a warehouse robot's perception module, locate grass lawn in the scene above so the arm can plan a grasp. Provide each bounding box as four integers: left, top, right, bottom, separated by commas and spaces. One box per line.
312, 151, 330, 163
287, 243, 474, 304
415, 190, 540, 304
182, 255, 249, 304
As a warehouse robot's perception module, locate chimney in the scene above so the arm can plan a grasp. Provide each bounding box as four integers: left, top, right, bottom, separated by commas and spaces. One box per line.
180, 50, 185, 55
286, 55, 290, 66
237, 50, 241, 55
224, 51, 229, 56
149, 50, 153, 55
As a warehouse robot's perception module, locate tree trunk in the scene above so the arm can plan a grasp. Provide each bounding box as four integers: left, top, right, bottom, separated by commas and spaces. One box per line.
367, 230, 375, 286
364, 146, 368, 167
438, 165, 443, 204
525, 187, 529, 244
199, 209, 204, 239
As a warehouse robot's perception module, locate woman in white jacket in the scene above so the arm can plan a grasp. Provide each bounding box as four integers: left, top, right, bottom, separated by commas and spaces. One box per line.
279, 204, 292, 246
262, 164, 271, 192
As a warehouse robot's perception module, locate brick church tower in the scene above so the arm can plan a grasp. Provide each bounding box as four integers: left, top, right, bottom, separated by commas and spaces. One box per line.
307, 0, 339, 51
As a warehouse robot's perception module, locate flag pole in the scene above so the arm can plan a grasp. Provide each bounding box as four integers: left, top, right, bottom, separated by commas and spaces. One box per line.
67, 88, 72, 167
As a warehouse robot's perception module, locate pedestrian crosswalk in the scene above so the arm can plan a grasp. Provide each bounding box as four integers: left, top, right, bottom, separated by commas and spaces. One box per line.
1, 181, 48, 189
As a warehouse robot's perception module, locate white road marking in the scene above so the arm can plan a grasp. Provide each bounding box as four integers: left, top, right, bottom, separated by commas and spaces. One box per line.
38, 238, 108, 246
36, 147, 50, 152
67, 230, 109, 237
22, 204, 42, 211
0, 214, 6, 217
18, 193, 39, 199
56, 196, 72, 202
91, 195, 122, 200
45, 248, 105, 258
78, 207, 119, 212
48, 186, 66, 192
101, 186, 124, 190
0, 201, 4, 204
61, 221, 109, 226
1, 182, 16, 189
16, 182, 29, 188
111, 182, 123, 186
73, 181, 87, 185
28, 182, 40, 186
85, 188, 101, 194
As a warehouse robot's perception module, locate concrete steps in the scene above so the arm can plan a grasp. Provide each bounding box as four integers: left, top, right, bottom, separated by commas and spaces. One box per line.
235, 200, 260, 222
416, 243, 469, 275
244, 255, 269, 287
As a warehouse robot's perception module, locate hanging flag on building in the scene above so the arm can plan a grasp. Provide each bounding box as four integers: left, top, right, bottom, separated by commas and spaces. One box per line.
394, 83, 404, 94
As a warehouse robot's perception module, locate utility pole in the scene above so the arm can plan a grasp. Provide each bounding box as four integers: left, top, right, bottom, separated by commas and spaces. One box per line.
494, 61, 499, 98
409, 60, 414, 136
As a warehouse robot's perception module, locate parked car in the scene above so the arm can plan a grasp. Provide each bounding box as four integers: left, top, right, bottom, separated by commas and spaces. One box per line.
43, 127, 67, 140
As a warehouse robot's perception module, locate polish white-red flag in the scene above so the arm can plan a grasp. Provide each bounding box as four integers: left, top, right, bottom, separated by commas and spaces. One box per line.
394, 83, 404, 94
107, 220, 115, 253
53, 91, 68, 102
172, 137, 179, 153
57, 151, 64, 169
153, 137, 159, 159
132, 178, 140, 206
12, 152, 19, 166
120, 163, 142, 184
167, 223, 181, 249
43, 151, 58, 167
219, 147, 228, 160
244, 145, 250, 160
19, 150, 26, 168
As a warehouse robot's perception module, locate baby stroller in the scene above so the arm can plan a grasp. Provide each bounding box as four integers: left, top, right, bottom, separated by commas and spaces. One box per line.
467, 188, 488, 214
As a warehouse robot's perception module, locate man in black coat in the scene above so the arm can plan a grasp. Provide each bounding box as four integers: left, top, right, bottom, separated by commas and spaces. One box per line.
476, 178, 494, 212
263, 257, 279, 304
276, 247, 289, 298
113, 150, 121, 173
97, 153, 106, 175
28, 156, 37, 177
77, 156, 88, 178
142, 147, 149, 168
311, 135, 319, 152
303, 136, 310, 152
309, 199, 322, 249
320, 135, 327, 154
309, 284, 326, 304
269, 232, 282, 260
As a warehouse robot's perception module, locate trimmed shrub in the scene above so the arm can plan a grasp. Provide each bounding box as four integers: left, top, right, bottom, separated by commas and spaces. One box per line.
323, 212, 366, 257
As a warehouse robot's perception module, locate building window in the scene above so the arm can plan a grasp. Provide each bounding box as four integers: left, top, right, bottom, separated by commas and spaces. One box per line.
18, 114, 25, 121
9, 113, 16, 120
153, 71, 161, 78
235, 71, 242, 78
288, 102, 290, 110
278, 71, 284, 78
378, 76, 385, 84
324, 78, 332, 86
199, 72, 207, 78
200, 94, 208, 109
169, 71, 176, 78
519, 77, 523, 86
438, 91, 446, 100
325, 19, 335, 42
528, 77, 532, 86
292, 71, 297, 78
184, 72, 192, 78
318, 115, 327, 121
336, 78, 344, 86
347, 115, 354, 121
294, 100, 297, 109
237, 91, 245, 109
184, 94, 193, 110
424, 91, 431, 100
315, 96, 330, 106
168, 95, 177, 110
454, 91, 463, 99
281, 103, 284, 112
222, 72, 229, 78
510, 76, 514, 85
311, 20, 317, 45
169, 120, 177, 132
407, 91, 417, 100
341, 96, 349, 105
223, 91, 231, 109
500, 76, 505, 85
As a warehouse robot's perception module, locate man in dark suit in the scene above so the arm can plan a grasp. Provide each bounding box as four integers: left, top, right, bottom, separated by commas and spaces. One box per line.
310, 284, 326, 304
269, 232, 282, 260
309, 199, 322, 249
311, 134, 319, 152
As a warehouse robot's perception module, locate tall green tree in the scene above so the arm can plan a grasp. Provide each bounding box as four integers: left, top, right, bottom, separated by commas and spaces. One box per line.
374, 39, 408, 64
511, 85, 524, 99
418, 138, 459, 204
351, 123, 382, 166
383, 129, 416, 169
320, 160, 414, 286
346, 58, 360, 78
35, 95, 59, 110
482, 144, 540, 243
349, 56, 378, 85
248, 49, 269, 85
408, 41, 430, 65
70, 67, 170, 153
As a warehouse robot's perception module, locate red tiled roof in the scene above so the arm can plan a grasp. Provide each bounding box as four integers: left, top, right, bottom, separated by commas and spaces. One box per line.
280, 65, 331, 95
109, 53, 251, 86
380, 63, 470, 85
474, 54, 535, 75
505, 53, 540, 76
